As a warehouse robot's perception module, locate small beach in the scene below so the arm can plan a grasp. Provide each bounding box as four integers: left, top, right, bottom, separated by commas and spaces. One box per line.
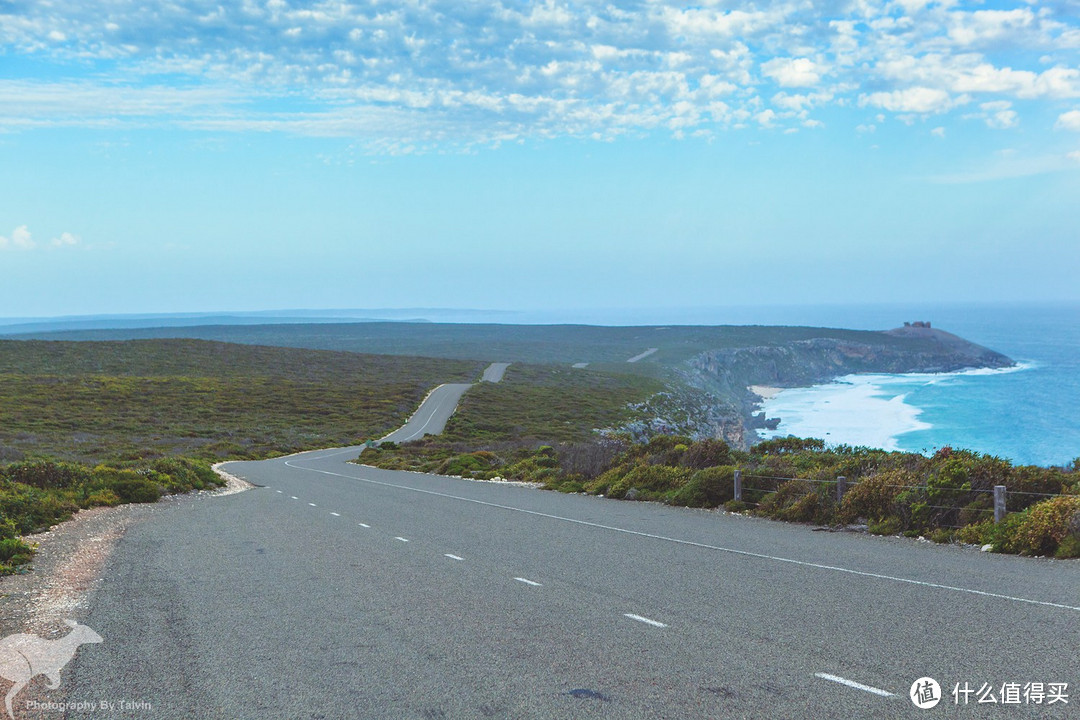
756, 374, 931, 451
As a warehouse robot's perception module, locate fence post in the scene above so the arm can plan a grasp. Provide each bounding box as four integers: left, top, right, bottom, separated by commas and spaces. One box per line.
836, 476, 847, 504
734, 470, 742, 502
994, 485, 1007, 524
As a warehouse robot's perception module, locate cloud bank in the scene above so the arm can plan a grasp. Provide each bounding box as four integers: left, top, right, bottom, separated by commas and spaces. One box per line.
2, 0, 1079, 149
0, 226, 81, 251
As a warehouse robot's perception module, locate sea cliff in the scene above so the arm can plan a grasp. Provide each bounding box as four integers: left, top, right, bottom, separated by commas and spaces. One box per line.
671, 325, 1014, 448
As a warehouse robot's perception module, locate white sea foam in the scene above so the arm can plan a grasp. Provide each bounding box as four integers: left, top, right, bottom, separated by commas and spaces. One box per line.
756, 362, 1037, 452
757, 375, 932, 451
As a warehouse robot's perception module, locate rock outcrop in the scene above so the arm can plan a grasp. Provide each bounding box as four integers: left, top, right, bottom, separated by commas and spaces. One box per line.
677, 326, 1013, 448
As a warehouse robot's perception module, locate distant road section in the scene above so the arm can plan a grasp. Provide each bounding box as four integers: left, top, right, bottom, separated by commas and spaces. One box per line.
481, 362, 510, 382
626, 347, 658, 363
379, 383, 473, 443
380, 362, 507, 443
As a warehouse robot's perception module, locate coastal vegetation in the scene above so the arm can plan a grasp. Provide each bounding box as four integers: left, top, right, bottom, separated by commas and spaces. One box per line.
0, 457, 221, 574
0, 339, 483, 463
0, 338, 483, 573
363, 435, 1080, 559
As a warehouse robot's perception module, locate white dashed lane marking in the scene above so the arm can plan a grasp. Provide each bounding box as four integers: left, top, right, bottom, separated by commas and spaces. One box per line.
308, 503, 317, 507
445, 554, 464, 561
814, 673, 896, 698
395, 537, 410, 543
624, 613, 667, 628
330, 512, 341, 517
290, 496, 298, 500
514, 578, 542, 587
358, 523, 370, 528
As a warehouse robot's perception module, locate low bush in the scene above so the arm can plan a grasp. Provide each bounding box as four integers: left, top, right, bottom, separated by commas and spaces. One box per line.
758, 480, 835, 524
668, 466, 736, 508
608, 464, 692, 500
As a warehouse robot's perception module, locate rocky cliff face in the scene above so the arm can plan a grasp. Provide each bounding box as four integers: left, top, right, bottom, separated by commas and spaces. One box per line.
676, 327, 1013, 447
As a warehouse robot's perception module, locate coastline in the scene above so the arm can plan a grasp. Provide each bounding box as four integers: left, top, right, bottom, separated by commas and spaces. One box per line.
753, 363, 1038, 460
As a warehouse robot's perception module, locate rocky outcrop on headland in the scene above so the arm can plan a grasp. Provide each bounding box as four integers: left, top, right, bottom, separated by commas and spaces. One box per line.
674, 326, 1014, 448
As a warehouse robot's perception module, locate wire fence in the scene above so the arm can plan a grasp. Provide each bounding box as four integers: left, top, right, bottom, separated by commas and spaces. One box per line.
734, 471, 1070, 525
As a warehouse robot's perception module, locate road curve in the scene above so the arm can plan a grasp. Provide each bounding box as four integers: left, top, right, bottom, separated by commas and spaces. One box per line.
61, 444, 1079, 719
481, 362, 510, 383
379, 362, 508, 444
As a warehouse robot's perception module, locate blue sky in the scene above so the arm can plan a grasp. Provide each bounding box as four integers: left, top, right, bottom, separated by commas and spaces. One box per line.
2, 0, 1079, 318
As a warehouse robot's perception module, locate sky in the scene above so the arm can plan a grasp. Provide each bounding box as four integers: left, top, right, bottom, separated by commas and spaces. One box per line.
2, 0, 1079, 318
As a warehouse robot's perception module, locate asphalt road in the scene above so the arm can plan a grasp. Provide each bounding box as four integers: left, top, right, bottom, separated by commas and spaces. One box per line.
52, 369, 1079, 720
480, 363, 510, 383
58, 445, 1079, 719
378, 362, 508, 445
379, 383, 474, 444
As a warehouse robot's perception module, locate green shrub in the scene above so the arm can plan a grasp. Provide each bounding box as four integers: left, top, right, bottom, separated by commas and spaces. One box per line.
0, 486, 79, 533
83, 489, 121, 507
438, 452, 499, 477
1010, 496, 1080, 556
956, 521, 993, 545
929, 528, 954, 544
0, 537, 34, 565
608, 464, 691, 500
584, 463, 631, 496
839, 469, 911, 525
668, 466, 736, 508
93, 467, 162, 504
680, 439, 733, 469
2, 460, 91, 489
758, 480, 835, 524
867, 517, 903, 536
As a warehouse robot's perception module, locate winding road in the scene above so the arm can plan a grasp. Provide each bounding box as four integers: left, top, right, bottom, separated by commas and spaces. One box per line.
55, 364, 1079, 719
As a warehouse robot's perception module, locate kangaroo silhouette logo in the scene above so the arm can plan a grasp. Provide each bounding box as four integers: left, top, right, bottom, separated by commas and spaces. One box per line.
0, 620, 102, 719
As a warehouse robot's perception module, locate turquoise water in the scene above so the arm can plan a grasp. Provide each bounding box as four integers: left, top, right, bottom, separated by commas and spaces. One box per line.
751, 304, 1080, 468
510, 302, 1080, 468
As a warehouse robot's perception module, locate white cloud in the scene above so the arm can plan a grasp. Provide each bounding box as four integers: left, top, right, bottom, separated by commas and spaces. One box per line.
0, 0, 1078, 148
0, 225, 36, 250
755, 109, 777, 127
0, 226, 82, 250
1068, 150, 1080, 163
51, 232, 80, 247
1056, 110, 1080, 131
761, 58, 824, 88
860, 87, 956, 114
932, 126, 946, 138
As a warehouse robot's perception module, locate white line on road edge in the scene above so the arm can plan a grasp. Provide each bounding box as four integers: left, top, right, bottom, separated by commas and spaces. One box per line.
515, 577, 542, 586
445, 554, 464, 561
358, 523, 370, 528
393, 385, 458, 443
815, 673, 896, 698
395, 537, 410, 543
624, 613, 667, 628
282, 461, 1080, 614
330, 512, 340, 517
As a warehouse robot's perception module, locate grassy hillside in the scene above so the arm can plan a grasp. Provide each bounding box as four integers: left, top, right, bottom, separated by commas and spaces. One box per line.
8, 321, 952, 367
360, 363, 665, 474
0, 339, 484, 463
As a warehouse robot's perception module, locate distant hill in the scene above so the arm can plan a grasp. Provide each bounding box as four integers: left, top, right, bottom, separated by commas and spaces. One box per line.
3, 320, 1013, 449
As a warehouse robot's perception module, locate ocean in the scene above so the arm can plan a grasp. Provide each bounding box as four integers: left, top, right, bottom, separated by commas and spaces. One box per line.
748, 304, 1080, 468
505, 302, 1080, 468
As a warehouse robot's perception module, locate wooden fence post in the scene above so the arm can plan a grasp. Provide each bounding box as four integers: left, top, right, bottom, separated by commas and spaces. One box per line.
994, 485, 1007, 524
734, 470, 742, 502
836, 476, 847, 504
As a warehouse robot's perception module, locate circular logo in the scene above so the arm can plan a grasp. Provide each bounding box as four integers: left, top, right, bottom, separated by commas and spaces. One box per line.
910, 677, 942, 709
